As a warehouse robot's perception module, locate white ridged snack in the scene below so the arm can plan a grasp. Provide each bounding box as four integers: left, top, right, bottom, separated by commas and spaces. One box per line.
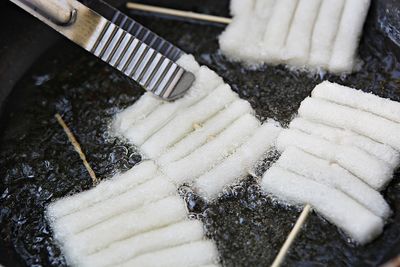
52, 175, 176, 239
123, 66, 223, 145
312, 81, 400, 123
112, 54, 201, 135
141, 84, 238, 158
308, 0, 345, 68
262, 166, 384, 245
298, 97, 400, 151
158, 99, 253, 166
163, 114, 260, 185
79, 220, 205, 267
219, 0, 370, 73
195, 122, 281, 199
112, 93, 162, 134
262, 0, 299, 62
62, 196, 187, 259
118, 240, 219, 267
229, 0, 254, 17
329, 0, 371, 72
219, 0, 277, 63
46, 160, 158, 220
276, 128, 393, 190
290, 117, 400, 168
283, 0, 322, 66
176, 54, 201, 74
276, 147, 391, 219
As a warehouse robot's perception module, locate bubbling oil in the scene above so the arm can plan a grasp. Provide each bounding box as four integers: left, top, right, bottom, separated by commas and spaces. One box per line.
1, 5, 400, 267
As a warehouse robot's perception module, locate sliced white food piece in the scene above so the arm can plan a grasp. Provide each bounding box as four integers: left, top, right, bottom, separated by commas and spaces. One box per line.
52, 175, 176, 239
283, 0, 322, 66
63, 195, 187, 258
79, 220, 205, 267
163, 114, 260, 185
118, 240, 219, 267
123, 66, 223, 145
195, 122, 281, 199
176, 54, 201, 74
299, 97, 400, 151
158, 99, 253, 166
262, 166, 384, 245
290, 117, 400, 168
219, 0, 256, 61
312, 81, 400, 124
329, 0, 371, 72
46, 160, 157, 220
276, 147, 391, 219
230, 0, 255, 17
141, 84, 238, 158
276, 128, 393, 190
112, 93, 162, 134
254, 0, 276, 19
219, 17, 254, 62
308, 0, 345, 68
262, 0, 299, 62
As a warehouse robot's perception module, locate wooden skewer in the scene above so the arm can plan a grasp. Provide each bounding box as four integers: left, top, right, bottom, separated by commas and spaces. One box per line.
271, 204, 312, 267
126, 2, 232, 24
55, 113, 99, 185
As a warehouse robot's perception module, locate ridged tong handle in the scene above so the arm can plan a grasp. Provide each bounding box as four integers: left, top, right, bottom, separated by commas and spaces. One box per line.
10, 0, 195, 100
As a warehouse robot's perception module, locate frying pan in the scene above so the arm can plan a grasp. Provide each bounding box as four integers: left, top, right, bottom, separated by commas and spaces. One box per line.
1, 0, 400, 266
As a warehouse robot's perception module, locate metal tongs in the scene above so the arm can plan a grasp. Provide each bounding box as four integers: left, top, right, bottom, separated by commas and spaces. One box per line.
9, 0, 195, 100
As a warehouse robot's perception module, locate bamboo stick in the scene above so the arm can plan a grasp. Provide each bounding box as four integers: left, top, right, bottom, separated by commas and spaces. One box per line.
126, 2, 232, 24
55, 113, 99, 185
271, 204, 312, 267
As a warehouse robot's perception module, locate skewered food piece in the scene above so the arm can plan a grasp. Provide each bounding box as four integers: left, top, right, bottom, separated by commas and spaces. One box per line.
275, 147, 391, 219
262, 81, 400, 244
163, 114, 260, 184
289, 117, 400, 168
299, 97, 400, 151
262, 166, 384, 245
113, 54, 280, 198
276, 128, 393, 190
47, 161, 218, 266
158, 99, 253, 166
219, 0, 371, 73
195, 121, 281, 199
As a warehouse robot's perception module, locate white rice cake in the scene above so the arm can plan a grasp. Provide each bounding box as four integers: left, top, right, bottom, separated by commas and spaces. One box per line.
122, 66, 223, 145
283, 0, 322, 66
118, 240, 219, 267
78, 220, 207, 267
261, 81, 400, 244
158, 99, 253, 166
308, 0, 345, 68
276, 147, 391, 219
289, 117, 400, 168
47, 160, 158, 219
162, 114, 260, 184
219, 0, 276, 63
262, 166, 384, 245
329, 0, 371, 72
141, 84, 238, 158
47, 160, 220, 266
276, 128, 393, 190
194, 121, 281, 199
51, 174, 176, 238
219, 0, 371, 73
312, 81, 400, 123
299, 97, 400, 151
112, 54, 282, 198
